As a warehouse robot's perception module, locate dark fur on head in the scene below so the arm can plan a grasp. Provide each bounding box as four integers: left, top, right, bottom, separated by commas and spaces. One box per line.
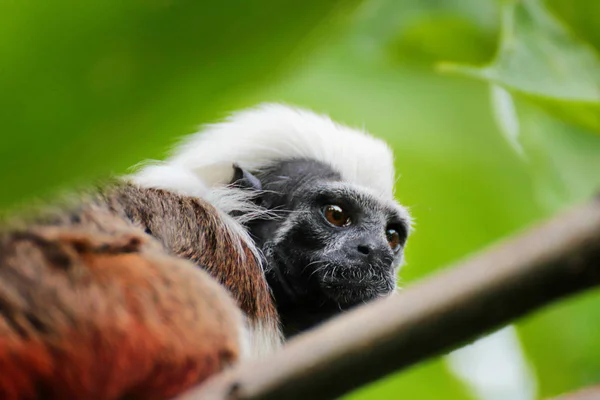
231, 159, 409, 337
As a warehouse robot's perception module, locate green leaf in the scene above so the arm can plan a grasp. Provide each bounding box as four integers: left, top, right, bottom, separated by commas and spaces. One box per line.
438, 0, 600, 134
517, 102, 600, 211
546, 0, 600, 52
0, 0, 359, 209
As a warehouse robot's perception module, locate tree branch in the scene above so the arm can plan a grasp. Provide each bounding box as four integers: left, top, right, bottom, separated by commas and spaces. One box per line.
551, 385, 600, 400
178, 196, 600, 400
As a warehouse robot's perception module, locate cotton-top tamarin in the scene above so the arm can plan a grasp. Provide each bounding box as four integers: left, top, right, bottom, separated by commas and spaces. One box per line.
0, 104, 410, 399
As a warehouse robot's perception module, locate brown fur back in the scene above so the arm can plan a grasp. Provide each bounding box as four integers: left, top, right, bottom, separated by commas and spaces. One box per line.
0, 183, 277, 399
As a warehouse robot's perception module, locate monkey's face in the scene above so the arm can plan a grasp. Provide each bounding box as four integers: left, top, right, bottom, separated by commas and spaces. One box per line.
262, 182, 409, 331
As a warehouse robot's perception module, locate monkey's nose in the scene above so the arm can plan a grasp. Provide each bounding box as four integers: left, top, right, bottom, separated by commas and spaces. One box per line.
352, 240, 390, 265
357, 245, 370, 255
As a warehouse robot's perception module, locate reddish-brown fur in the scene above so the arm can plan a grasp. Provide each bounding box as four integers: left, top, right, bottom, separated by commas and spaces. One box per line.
107, 185, 277, 324
0, 183, 277, 399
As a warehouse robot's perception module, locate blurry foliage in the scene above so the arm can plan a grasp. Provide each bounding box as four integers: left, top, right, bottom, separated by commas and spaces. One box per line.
440, 0, 600, 135
0, 0, 359, 208
2, 0, 600, 399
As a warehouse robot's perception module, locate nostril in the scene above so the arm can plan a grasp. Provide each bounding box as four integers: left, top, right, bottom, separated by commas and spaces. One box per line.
357, 245, 370, 255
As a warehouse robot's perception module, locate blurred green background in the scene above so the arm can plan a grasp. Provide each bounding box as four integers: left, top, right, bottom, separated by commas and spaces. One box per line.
2, 0, 600, 399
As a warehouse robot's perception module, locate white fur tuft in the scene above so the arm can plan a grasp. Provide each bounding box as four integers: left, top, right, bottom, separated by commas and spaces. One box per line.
132, 163, 209, 198
132, 103, 396, 202
237, 319, 283, 361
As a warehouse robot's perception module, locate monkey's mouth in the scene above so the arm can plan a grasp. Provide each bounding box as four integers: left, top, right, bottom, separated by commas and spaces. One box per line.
318, 271, 395, 308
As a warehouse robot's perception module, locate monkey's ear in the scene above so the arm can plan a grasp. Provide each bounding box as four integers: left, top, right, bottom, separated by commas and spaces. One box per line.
231, 164, 262, 191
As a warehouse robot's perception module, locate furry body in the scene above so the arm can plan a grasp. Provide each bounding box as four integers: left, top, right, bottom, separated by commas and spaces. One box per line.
0, 184, 277, 399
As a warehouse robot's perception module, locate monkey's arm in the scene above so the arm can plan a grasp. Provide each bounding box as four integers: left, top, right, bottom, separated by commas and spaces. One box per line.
0, 224, 243, 400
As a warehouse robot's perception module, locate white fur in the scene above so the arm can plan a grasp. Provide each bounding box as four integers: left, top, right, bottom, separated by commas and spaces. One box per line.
132, 103, 396, 202
130, 103, 402, 358
132, 163, 209, 198
237, 320, 283, 361
247, 320, 284, 359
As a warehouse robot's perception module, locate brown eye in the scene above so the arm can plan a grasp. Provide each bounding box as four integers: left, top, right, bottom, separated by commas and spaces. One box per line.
386, 228, 402, 252
322, 205, 351, 227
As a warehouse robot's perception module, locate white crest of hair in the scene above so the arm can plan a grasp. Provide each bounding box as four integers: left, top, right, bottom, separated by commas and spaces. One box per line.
133, 102, 396, 201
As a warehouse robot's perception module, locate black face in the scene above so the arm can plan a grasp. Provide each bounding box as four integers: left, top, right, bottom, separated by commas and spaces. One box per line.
233, 159, 409, 337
